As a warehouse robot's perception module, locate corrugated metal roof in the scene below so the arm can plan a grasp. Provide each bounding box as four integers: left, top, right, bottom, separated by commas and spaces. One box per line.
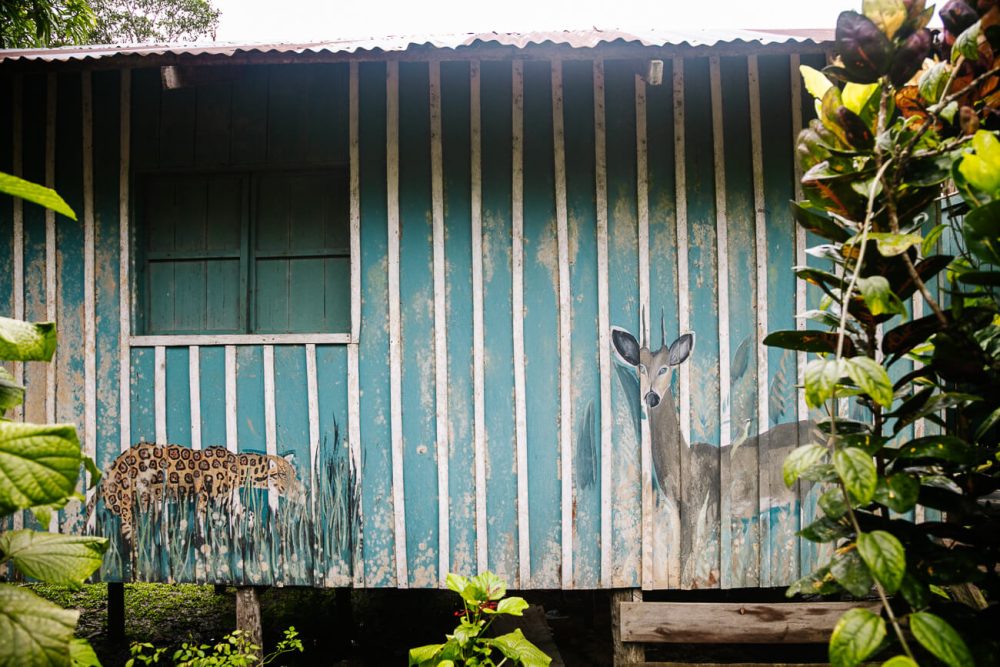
0, 28, 833, 63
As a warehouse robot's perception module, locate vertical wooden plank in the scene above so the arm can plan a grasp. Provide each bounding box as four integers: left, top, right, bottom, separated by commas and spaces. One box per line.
522, 59, 560, 588
347, 61, 365, 586
189, 347, 202, 450
594, 60, 613, 588
790, 54, 808, 424
263, 345, 279, 510
130, 348, 155, 444
45, 73, 57, 437
194, 82, 232, 168
718, 56, 760, 589
480, 60, 519, 583
225, 345, 238, 453
315, 344, 352, 585
236, 346, 266, 454
357, 60, 395, 588
273, 346, 310, 516
441, 60, 477, 577
646, 58, 682, 589
165, 347, 191, 445
119, 70, 132, 453
12, 75, 24, 427
758, 54, 801, 587
82, 71, 97, 492
155, 346, 167, 443
682, 57, 721, 588
198, 347, 225, 447
469, 60, 489, 575
306, 344, 320, 497
430, 61, 451, 585
93, 69, 122, 479
710, 57, 731, 451
397, 61, 437, 588
635, 70, 653, 590
158, 85, 195, 168
22, 74, 46, 430
551, 59, 574, 589
511, 59, 531, 587
605, 59, 641, 588
673, 59, 692, 451
386, 60, 408, 588
562, 59, 600, 589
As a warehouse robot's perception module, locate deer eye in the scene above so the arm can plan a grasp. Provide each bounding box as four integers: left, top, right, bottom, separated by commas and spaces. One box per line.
657, 366, 669, 376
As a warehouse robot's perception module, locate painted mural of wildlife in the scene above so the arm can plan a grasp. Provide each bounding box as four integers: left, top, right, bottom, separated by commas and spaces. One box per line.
611, 325, 812, 587
88, 444, 305, 542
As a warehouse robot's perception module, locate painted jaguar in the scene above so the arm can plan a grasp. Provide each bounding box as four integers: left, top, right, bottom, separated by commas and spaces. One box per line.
87, 443, 304, 540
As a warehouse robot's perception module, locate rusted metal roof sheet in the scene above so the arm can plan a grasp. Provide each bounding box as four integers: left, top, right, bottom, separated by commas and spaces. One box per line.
0, 28, 833, 64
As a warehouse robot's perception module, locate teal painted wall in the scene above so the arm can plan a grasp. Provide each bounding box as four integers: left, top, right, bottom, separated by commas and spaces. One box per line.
0, 48, 828, 590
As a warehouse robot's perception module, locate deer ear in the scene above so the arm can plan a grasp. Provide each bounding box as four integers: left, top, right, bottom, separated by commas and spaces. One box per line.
611, 327, 641, 367
668, 332, 695, 366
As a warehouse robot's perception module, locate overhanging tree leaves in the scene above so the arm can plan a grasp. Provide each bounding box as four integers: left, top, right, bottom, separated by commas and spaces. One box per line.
0, 0, 95, 48
89, 0, 219, 44
767, 0, 1000, 664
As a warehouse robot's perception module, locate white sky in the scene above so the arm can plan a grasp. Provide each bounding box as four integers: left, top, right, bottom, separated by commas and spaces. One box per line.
213, 0, 849, 42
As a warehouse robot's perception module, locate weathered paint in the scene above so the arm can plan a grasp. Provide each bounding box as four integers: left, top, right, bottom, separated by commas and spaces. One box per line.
2, 46, 831, 590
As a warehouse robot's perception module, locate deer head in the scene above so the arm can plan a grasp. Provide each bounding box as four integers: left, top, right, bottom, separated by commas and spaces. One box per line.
611, 324, 695, 410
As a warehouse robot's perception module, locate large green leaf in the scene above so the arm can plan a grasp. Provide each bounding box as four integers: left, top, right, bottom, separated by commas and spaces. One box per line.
0, 318, 56, 363
918, 61, 950, 104
962, 200, 1000, 266
844, 356, 894, 408
857, 531, 905, 593
798, 516, 851, 543
0, 422, 81, 515
952, 20, 982, 62
487, 629, 551, 667
0, 583, 79, 667
0, 530, 107, 588
408, 643, 445, 667
801, 65, 835, 100
819, 487, 850, 518
958, 131, 1000, 198
892, 435, 979, 464
909, 612, 973, 667
0, 172, 76, 221
835, 448, 877, 504
857, 277, 906, 319
763, 330, 856, 355
805, 358, 846, 408
445, 572, 468, 595
469, 571, 506, 601
68, 639, 100, 667
494, 596, 528, 616
882, 656, 918, 667
830, 549, 874, 596
783, 444, 829, 487
829, 607, 886, 667
0, 368, 25, 413
873, 474, 919, 513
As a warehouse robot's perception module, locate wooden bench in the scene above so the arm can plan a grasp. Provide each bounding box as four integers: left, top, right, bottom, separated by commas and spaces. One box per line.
612, 597, 879, 667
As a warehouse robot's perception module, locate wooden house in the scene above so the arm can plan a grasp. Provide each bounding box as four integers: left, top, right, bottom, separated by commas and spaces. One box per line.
0, 29, 837, 593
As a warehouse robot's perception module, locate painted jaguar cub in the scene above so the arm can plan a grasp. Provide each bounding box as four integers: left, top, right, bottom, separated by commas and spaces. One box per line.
89, 443, 304, 540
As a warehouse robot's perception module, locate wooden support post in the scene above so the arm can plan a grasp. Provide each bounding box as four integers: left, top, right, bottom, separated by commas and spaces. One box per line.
611, 589, 644, 667
236, 587, 263, 659
107, 582, 125, 641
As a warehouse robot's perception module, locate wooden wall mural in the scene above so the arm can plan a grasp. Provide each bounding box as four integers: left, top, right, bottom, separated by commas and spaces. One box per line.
0, 45, 878, 591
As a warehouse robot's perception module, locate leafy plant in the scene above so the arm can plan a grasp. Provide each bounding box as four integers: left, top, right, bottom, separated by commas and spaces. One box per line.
125, 626, 303, 667
764, 1, 1000, 666
0, 177, 109, 665
408, 572, 551, 667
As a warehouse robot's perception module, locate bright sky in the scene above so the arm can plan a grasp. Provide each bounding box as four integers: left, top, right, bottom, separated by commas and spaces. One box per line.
212, 0, 849, 42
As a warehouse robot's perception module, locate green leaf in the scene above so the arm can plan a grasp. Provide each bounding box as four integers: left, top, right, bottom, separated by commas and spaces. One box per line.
863, 0, 907, 39
801, 64, 835, 100
799, 516, 850, 543
831, 549, 874, 596
819, 487, 851, 518
0, 317, 57, 362
487, 629, 551, 667
918, 62, 950, 104
0, 172, 77, 221
783, 444, 828, 487
69, 638, 101, 667
857, 277, 907, 319
0, 422, 82, 514
857, 531, 905, 593
792, 201, 852, 242
470, 571, 506, 601
963, 200, 1000, 265
0, 367, 25, 412
829, 607, 886, 667
0, 583, 79, 667
873, 474, 919, 513
899, 571, 930, 608
952, 20, 981, 63
909, 612, 974, 667
958, 131, 1000, 198
804, 358, 846, 409
860, 232, 923, 257
893, 435, 979, 464
445, 573, 468, 595
787, 566, 841, 596
844, 356, 894, 408
495, 596, 529, 616
835, 448, 877, 504
842, 82, 879, 116
920, 224, 946, 257
0, 530, 107, 588
407, 643, 444, 667
763, 330, 855, 355
882, 656, 918, 667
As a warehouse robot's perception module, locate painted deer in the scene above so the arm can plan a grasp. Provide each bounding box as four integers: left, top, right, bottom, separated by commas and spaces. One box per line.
611, 324, 813, 584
